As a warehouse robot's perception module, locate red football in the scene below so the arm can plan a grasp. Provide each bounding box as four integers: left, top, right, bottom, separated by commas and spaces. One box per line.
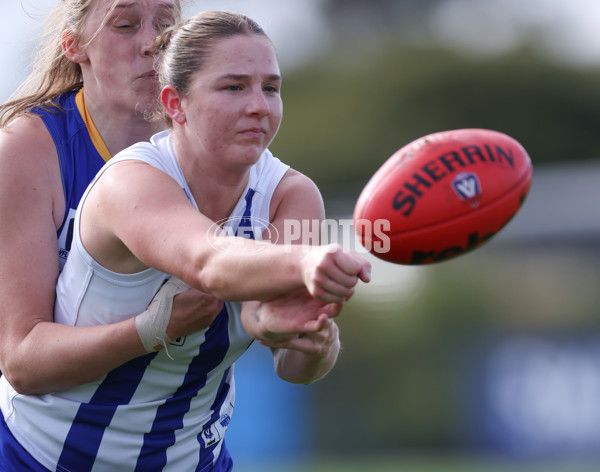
353, 128, 532, 265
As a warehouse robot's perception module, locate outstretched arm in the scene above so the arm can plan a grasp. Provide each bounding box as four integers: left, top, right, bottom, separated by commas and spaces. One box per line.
87, 160, 370, 304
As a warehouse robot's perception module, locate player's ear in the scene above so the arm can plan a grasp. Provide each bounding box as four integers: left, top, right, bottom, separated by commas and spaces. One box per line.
62, 29, 88, 63
161, 85, 186, 125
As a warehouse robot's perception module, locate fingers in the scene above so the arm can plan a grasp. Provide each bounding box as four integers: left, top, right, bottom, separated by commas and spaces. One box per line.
319, 301, 344, 319
310, 283, 354, 305
300, 313, 329, 332
259, 318, 338, 356
307, 246, 371, 303
357, 258, 372, 283
331, 247, 370, 279
168, 287, 224, 339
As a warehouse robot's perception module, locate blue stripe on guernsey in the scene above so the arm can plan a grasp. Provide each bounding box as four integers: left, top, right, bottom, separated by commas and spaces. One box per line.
136, 306, 232, 471
239, 188, 256, 233
199, 441, 233, 472
58, 354, 157, 471
196, 367, 233, 470
235, 188, 257, 240
0, 414, 51, 472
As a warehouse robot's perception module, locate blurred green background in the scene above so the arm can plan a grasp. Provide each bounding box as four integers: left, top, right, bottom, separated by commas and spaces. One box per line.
270, 12, 600, 192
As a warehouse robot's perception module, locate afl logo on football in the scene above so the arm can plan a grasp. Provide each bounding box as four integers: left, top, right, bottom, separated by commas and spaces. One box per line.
452, 172, 482, 207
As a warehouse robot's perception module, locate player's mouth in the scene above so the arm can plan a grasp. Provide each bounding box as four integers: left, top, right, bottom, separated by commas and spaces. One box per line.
138, 71, 158, 80
239, 127, 267, 139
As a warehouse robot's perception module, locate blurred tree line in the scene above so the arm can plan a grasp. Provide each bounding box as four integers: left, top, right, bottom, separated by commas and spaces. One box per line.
264, 0, 600, 459
308, 246, 600, 456
271, 2, 600, 200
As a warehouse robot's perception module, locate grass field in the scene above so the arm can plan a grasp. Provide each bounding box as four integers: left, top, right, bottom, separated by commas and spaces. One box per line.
240, 456, 600, 472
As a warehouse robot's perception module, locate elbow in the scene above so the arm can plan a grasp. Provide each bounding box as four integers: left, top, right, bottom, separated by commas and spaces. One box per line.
274, 355, 333, 385
276, 370, 326, 386
190, 266, 233, 301
1, 355, 54, 395
1, 366, 40, 395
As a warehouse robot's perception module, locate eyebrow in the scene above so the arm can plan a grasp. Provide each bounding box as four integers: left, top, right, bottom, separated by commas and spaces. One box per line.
219, 73, 282, 82
112, 1, 176, 14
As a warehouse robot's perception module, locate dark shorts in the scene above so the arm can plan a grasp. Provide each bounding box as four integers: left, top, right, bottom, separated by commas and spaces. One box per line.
0, 412, 51, 471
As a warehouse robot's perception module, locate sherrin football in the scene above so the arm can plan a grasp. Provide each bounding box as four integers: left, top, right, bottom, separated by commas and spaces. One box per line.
353, 128, 532, 265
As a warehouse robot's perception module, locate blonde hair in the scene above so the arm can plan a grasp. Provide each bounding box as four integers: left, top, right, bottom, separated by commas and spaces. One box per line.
155, 11, 270, 125
0, 0, 183, 127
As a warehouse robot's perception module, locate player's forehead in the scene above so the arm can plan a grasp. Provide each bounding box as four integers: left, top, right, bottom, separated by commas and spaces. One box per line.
89, 0, 178, 20
204, 35, 278, 72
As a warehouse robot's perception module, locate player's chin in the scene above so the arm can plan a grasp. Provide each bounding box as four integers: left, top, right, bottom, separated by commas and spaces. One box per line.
232, 143, 268, 164
134, 79, 161, 100
133, 89, 162, 116
134, 100, 162, 120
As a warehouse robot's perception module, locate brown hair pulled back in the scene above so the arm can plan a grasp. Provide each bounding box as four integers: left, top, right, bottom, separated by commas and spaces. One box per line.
154, 11, 270, 125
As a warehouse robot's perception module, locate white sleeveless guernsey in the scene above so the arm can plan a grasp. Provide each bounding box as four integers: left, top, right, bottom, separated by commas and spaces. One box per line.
0, 130, 289, 472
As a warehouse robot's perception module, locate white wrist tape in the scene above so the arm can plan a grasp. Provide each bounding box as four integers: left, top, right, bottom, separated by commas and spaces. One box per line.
135, 276, 190, 357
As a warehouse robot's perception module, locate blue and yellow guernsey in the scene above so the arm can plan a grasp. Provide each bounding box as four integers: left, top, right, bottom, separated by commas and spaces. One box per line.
33, 89, 111, 270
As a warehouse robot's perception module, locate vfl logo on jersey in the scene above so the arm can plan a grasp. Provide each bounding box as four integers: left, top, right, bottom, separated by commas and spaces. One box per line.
452, 172, 482, 207
219, 414, 231, 428
201, 406, 233, 448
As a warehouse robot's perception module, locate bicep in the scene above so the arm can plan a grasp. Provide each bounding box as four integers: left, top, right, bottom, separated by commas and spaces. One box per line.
86, 161, 217, 279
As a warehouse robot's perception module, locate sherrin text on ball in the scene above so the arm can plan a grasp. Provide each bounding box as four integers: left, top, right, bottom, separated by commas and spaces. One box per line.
353, 128, 533, 265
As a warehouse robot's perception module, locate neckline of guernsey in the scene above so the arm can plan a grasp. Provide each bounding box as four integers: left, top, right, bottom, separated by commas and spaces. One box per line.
75, 89, 112, 163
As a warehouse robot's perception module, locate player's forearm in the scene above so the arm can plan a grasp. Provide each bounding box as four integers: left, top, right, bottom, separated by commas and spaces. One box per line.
3, 319, 145, 395
191, 241, 305, 302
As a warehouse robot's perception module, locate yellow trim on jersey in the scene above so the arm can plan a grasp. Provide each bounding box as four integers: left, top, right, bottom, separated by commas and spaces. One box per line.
75, 89, 112, 163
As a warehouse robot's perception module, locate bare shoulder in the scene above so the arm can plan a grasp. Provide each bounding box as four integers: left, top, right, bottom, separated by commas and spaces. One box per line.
270, 167, 325, 221
0, 114, 57, 171
0, 113, 63, 227
273, 168, 322, 202
1, 111, 55, 143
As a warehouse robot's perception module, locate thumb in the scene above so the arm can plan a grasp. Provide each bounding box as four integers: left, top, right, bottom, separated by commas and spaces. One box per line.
347, 253, 371, 283
301, 313, 329, 332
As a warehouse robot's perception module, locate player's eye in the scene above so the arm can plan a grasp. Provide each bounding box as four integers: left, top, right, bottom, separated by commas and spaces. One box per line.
264, 84, 280, 94
112, 16, 139, 31
155, 16, 175, 31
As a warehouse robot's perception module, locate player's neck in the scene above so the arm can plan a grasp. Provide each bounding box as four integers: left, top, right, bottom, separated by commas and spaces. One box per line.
190, 172, 250, 223
82, 92, 164, 157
